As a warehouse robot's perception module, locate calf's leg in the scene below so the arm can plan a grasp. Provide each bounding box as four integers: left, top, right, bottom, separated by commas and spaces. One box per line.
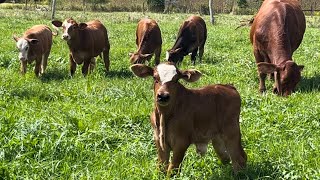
167, 142, 189, 175
154, 46, 161, 65
82, 60, 90, 76
198, 44, 205, 63
191, 48, 198, 66
103, 45, 110, 72
254, 49, 267, 93
212, 136, 230, 164
41, 51, 49, 74
20, 60, 27, 75
69, 54, 77, 76
34, 58, 42, 76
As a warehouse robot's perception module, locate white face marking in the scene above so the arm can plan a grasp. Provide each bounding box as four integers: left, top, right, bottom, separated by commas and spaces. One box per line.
165, 51, 170, 60
16, 39, 29, 61
62, 21, 72, 40
157, 64, 177, 84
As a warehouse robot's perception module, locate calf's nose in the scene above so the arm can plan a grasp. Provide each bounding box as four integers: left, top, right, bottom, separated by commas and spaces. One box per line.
157, 93, 170, 103
62, 34, 69, 40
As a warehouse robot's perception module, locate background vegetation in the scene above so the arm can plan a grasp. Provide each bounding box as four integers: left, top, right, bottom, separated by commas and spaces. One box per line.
0, 7, 319, 179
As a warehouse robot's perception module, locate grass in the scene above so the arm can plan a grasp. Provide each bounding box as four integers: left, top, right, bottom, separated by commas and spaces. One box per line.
0, 9, 320, 179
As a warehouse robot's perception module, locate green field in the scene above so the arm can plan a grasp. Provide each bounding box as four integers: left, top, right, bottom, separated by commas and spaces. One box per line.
0, 9, 319, 179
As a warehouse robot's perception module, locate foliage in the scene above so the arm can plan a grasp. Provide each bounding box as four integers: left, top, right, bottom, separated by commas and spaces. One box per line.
238, 0, 248, 8
0, 9, 320, 179
147, 0, 165, 12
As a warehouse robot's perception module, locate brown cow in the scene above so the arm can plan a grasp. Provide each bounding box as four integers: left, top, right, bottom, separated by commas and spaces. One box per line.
166, 15, 207, 65
129, 18, 162, 65
250, 0, 305, 96
131, 62, 247, 175
52, 18, 110, 76
13, 25, 53, 76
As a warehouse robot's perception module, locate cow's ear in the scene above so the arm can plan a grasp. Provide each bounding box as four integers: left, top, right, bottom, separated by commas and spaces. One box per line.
52, 20, 63, 27
28, 39, 39, 45
257, 62, 277, 73
131, 64, 154, 78
180, 69, 202, 82
13, 35, 19, 42
298, 65, 304, 72
79, 23, 88, 30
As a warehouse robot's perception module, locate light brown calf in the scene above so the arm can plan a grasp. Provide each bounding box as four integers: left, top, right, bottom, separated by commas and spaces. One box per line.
129, 18, 162, 65
131, 62, 247, 175
13, 25, 53, 76
52, 18, 110, 76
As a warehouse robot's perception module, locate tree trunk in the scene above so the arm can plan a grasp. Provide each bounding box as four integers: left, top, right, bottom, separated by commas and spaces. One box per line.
231, 0, 238, 15
209, 0, 215, 24
51, 0, 56, 20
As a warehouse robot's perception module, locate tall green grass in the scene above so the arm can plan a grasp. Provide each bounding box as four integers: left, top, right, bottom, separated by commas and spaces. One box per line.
0, 9, 319, 179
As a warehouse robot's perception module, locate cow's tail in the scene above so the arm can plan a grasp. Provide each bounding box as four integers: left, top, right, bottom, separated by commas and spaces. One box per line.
159, 114, 166, 151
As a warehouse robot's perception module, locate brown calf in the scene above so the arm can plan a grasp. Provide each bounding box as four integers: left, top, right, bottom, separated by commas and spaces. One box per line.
166, 15, 207, 65
131, 62, 247, 175
13, 25, 53, 76
52, 18, 110, 76
250, 0, 305, 96
129, 18, 162, 65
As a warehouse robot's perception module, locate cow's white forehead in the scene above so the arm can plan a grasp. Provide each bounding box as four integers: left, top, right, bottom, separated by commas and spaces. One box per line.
16, 39, 28, 50
62, 21, 72, 31
157, 64, 177, 84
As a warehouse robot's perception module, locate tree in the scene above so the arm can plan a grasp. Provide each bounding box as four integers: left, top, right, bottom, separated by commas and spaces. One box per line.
147, 0, 165, 12
209, 0, 214, 24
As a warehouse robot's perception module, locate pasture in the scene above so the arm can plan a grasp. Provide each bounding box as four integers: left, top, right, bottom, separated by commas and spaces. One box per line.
0, 9, 319, 179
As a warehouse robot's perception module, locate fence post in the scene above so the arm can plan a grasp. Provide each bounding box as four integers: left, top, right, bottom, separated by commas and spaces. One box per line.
311, 3, 314, 17
51, 0, 56, 20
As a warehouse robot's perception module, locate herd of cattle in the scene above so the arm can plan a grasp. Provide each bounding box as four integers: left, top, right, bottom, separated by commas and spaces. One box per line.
13, 0, 307, 176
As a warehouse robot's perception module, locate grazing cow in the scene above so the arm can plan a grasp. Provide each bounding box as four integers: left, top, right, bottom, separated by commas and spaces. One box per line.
129, 18, 162, 65
52, 18, 110, 76
131, 62, 247, 175
13, 25, 53, 76
250, 0, 305, 96
166, 15, 207, 65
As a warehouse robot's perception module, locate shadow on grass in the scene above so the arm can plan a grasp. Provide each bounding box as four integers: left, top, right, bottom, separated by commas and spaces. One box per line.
105, 69, 134, 79
297, 73, 320, 93
40, 68, 69, 82
208, 161, 280, 180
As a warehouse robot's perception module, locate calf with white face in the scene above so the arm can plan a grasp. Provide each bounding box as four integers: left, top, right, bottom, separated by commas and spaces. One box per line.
13, 25, 53, 76
131, 62, 247, 175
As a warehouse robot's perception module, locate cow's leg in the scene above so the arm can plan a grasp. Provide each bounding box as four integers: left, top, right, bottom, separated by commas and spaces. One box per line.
254, 49, 267, 93
222, 124, 247, 173
82, 60, 90, 76
191, 48, 198, 66
103, 45, 110, 72
89, 57, 96, 72
154, 138, 170, 172
212, 136, 230, 164
34, 58, 42, 77
20, 60, 27, 75
69, 54, 77, 76
41, 51, 49, 74
198, 45, 205, 63
154, 46, 161, 65
167, 142, 189, 175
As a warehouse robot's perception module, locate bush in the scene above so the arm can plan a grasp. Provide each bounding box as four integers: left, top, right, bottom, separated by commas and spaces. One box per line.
147, 0, 164, 12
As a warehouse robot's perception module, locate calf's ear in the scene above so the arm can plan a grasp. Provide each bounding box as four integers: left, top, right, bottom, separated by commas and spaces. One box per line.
181, 69, 202, 82
13, 35, 19, 42
52, 20, 63, 27
131, 64, 153, 78
257, 62, 278, 73
79, 23, 88, 30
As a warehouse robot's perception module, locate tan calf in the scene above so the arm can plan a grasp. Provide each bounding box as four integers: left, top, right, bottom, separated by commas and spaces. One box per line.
131, 62, 247, 175
13, 25, 53, 76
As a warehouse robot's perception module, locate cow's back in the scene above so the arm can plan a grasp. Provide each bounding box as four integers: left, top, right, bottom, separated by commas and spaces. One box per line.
85, 20, 109, 56
136, 18, 162, 51
187, 15, 207, 45
23, 25, 52, 56
250, 0, 305, 62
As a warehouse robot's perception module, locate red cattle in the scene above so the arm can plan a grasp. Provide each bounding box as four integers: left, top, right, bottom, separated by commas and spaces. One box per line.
166, 15, 207, 65
129, 18, 162, 65
52, 18, 110, 76
13, 25, 53, 76
131, 62, 247, 175
250, 0, 305, 96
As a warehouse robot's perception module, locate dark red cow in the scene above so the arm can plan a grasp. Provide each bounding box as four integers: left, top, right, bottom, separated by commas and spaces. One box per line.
131, 62, 247, 175
129, 18, 162, 65
166, 15, 207, 65
52, 18, 110, 76
250, 0, 305, 96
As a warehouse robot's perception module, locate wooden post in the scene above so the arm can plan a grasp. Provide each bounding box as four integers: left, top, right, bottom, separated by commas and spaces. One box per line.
51, 0, 56, 20
311, 3, 314, 17
209, 0, 215, 24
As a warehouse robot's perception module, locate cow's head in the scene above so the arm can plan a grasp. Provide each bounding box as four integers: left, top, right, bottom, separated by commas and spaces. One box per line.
258, 61, 304, 96
166, 48, 184, 64
131, 62, 201, 107
13, 35, 39, 61
52, 18, 87, 41
129, 52, 153, 64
